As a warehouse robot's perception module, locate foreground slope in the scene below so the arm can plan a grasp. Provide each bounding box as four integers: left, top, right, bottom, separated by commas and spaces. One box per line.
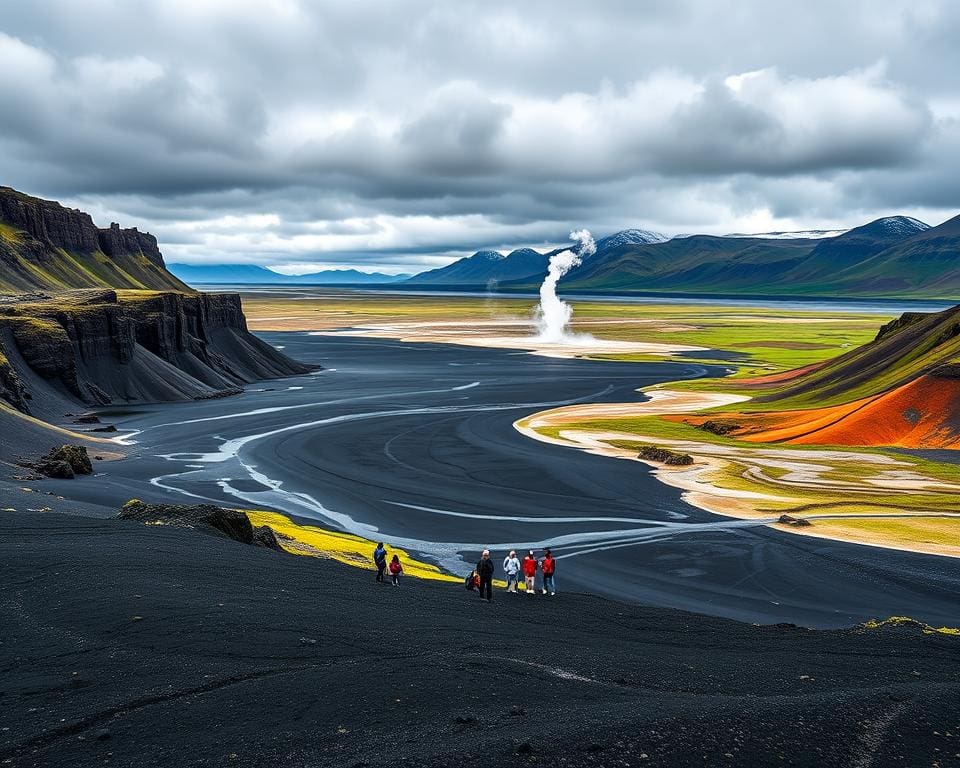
0, 187, 189, 293
2, 510, 958, 768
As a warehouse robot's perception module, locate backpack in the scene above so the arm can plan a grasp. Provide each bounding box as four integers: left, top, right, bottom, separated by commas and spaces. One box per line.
542, 557, 555, 575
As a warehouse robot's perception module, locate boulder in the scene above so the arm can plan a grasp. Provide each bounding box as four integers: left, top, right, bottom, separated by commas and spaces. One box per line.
697, 420, 740, 436
637, 446, 694, 466
29, 444, 93, 478
36, 459, 75, 479
252, 524, 284, 551
777, 514, 812, 527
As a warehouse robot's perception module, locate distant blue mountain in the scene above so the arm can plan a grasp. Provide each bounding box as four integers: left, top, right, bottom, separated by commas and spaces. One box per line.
406, 247, 549, 285
168, 264, 409, 286
406, 229, 668, 286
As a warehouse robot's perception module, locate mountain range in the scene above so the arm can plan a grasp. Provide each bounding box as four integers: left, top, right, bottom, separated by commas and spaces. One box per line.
408, 229, 668, 287
3, 182, 958, 299
402, 214, 960, 298
167, 263, 409, 285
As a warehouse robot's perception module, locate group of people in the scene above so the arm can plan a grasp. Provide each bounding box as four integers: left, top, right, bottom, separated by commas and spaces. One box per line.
467, 548, 556, 602
373, 542, 403, 586
372, 542, 557, 602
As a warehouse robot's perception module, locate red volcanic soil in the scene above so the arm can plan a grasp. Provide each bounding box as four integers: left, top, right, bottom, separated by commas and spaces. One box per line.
681, 374, 960, 449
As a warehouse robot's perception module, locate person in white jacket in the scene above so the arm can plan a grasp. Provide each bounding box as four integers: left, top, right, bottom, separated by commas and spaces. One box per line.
502, 550, 521, 593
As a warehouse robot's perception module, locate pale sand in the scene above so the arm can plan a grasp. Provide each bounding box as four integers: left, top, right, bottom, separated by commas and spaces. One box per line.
515, 389, 960, 558
309, 324, 705, 359
523, 389, 751, 427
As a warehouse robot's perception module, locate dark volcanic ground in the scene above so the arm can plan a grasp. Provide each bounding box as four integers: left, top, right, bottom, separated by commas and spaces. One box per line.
2, 333, 960, 629
2, 511, 959, 768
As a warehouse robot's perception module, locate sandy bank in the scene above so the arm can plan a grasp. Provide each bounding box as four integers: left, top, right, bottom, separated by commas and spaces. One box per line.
516, 390, 960, 560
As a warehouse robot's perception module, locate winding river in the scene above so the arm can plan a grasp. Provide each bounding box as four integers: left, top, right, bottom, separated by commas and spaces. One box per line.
88, 333, 960, 628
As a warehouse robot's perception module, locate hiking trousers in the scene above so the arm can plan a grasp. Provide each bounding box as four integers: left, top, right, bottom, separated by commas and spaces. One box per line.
479, 575, 493, 600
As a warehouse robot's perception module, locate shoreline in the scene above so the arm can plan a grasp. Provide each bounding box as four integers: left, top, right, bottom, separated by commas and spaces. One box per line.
515, 390, 960, 560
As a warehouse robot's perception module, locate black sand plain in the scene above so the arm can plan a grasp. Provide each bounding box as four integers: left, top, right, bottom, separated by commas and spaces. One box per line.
3, 510, 960, 768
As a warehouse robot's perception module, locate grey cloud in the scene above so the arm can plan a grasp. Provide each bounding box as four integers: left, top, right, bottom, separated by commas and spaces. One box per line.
0, 0, 958, 271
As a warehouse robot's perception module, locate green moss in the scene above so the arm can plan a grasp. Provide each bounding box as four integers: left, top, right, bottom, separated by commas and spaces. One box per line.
0, 222, 22, 245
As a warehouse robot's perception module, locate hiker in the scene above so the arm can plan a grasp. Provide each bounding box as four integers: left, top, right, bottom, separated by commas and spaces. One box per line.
476, 549, 494, 602
541, 548, 556, 595
502, 550, 521, 593
373, 542, 387, 583
464, 569, 480, 591
389, 554, 403, 586
522, 550, 537, 594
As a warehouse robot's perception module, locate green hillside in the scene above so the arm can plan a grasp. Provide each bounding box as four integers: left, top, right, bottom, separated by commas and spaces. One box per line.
0, 186, 190, 293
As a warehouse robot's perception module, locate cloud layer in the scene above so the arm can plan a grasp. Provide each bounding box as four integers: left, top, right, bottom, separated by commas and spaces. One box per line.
1, 0, 958, 271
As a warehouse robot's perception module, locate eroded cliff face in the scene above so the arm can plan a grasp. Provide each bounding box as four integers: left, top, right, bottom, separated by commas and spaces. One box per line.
0, 186, 189, 293
0, 290, 313, 416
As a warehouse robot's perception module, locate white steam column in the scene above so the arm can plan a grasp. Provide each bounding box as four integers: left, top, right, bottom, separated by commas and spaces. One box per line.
535, 229, 595, 342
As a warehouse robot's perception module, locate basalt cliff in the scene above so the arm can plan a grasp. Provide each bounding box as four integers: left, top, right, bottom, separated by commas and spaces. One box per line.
0, 186, 189, 293
0, 187, 312, 461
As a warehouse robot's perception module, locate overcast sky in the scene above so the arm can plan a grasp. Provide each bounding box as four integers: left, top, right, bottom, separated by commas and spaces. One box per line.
1, 0, 958, 274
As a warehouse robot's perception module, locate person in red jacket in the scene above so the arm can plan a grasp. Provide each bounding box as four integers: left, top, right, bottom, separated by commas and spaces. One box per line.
522, 550, 537, 594
388, 554, 403, 587
540, 548, 556, 595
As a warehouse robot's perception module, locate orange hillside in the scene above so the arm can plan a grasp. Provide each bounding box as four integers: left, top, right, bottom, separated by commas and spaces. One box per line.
679, 374, 960, 449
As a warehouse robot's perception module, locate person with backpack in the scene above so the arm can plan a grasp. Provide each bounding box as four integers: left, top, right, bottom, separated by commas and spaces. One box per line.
522, 550, 537, 594
502, 550, 521, 593
464, 569, 480, 592
388, 554, 403, 586
373, 542, 387, 583
476, 549, 494, 602
541, 548, 556, 595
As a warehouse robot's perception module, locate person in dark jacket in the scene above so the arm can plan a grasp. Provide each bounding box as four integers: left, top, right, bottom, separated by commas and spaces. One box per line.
373, 542, 387, 582
476, 549, 494, 602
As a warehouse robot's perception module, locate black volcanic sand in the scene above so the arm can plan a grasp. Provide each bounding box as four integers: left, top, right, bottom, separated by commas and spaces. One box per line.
2, 511, 959, 768
2, 333, 960, 629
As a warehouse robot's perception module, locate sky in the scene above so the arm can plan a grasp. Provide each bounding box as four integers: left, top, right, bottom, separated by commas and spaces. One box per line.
1, 0, 958, 275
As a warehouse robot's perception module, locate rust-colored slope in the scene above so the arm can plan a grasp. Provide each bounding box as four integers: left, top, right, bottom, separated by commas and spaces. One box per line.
679, 374, 960, 449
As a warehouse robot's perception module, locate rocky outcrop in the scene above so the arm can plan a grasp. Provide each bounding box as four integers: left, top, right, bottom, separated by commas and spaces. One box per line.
0, 290, 313, 414
777, 514, 812, 527
0, 186, 101, 254
22, 444, 94, 479
119, 500, 284, 551
97, 223, 164, 268
637, 446, 694, 466
0, 186, 189, 293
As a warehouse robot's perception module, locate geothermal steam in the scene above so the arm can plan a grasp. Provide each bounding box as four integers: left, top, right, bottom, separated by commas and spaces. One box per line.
535, 229, 595, 342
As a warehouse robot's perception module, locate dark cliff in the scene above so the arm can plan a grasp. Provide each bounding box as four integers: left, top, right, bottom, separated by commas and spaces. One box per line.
0, 290, 313, 416
0, 186, 189, 292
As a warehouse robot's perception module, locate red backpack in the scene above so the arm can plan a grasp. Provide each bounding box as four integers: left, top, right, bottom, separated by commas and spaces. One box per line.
541, 556, 555, 575
523, 557, 537, 577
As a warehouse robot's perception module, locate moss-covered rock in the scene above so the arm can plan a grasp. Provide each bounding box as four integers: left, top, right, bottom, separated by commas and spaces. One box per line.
637, 446, 694, 466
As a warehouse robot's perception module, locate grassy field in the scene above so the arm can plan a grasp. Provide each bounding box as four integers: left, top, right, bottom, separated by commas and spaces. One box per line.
243, 291, 890, 376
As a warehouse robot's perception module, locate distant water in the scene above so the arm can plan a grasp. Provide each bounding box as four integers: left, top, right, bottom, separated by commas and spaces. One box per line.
221, 284, 955, 316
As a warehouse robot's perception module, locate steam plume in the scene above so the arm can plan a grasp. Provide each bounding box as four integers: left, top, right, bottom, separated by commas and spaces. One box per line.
535, 229, 595, 342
